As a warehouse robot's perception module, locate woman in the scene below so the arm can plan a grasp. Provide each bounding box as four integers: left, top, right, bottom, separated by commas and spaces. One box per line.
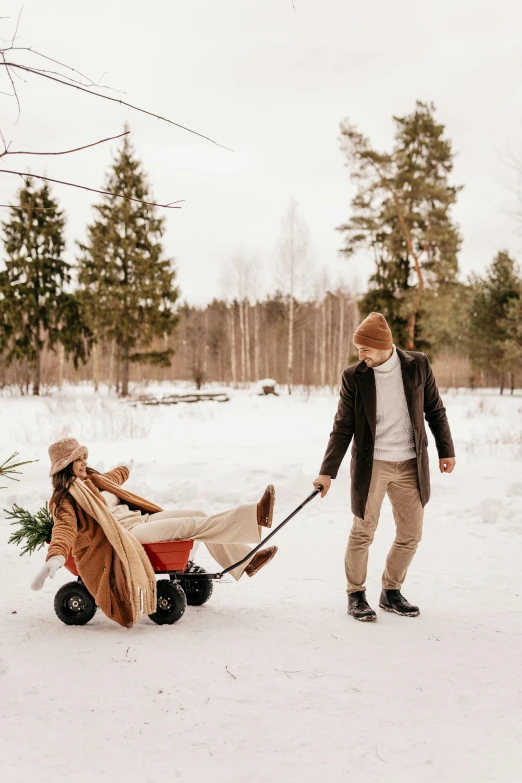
31, 437, 277, 627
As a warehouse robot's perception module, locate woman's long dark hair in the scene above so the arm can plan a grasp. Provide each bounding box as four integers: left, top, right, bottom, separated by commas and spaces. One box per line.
50, 464, 100, 513
50, 463, 76, 514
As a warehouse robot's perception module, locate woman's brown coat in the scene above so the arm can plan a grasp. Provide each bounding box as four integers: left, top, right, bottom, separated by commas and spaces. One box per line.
47, 467, 162, 627
319, 349, 455, 519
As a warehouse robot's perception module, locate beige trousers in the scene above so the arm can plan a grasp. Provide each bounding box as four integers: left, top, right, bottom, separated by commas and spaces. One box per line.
130, 505, 260, 580
346, 459, 423, 593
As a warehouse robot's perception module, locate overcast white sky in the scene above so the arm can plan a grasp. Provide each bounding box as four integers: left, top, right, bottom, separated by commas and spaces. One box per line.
1, 0, 522, 304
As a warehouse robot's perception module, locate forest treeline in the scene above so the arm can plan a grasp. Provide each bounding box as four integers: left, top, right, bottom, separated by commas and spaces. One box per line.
1, 103, 521, 396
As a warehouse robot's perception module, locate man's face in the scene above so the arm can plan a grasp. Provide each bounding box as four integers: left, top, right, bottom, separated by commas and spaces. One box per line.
355, 344, 391, 368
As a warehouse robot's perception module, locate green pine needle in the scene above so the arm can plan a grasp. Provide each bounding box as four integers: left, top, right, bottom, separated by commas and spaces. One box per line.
6, 503, 54, 556
0, 452, 38, 489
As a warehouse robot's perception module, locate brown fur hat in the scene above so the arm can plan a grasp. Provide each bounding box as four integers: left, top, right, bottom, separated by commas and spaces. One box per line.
49, 438, 88, 477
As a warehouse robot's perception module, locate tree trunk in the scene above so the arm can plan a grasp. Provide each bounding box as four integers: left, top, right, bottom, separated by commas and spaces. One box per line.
229, 306, 237, 385
326, 294, 333, 387
301, 328, 306, 386
510, 371, 515, 395
121, 351, 130, 397
203, 310, 209, 377
244, 301, 251, 382
92, 343, 100, 393
57, 342, 65, 390
406, 311, 416, 350
287, 296, 294, 395
337, 294, 345, 380
238, 301, 246, 384
108, 341, 115, 391
499, 372, 504, 396
253, 303, 260, 381
33, 350, 41, 396
320, 300, 327, 387
314, 305, 320, 385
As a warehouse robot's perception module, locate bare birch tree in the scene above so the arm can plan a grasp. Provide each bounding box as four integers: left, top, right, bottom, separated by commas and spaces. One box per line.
221, 252, 260, 385
276, 201, 311, 394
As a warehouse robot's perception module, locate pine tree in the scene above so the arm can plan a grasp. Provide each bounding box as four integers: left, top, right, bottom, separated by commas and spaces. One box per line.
77, 132, 179, 396
6, 503, 54, 555
339, 101, 461, 350
501, 295, 522, 393
469, 251, 521, 393
0, 178, 87, 395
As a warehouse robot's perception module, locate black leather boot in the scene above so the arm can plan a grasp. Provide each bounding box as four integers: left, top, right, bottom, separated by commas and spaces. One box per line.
348, 591, 377, 622
379, 589, 420, 617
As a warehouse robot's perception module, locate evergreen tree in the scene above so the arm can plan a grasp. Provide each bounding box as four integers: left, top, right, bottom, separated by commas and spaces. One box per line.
0, 179, 87, 395
77, 132, 179, 396
469, 251, 521, 393
501, 296, 522, 392
339, 101, 461, 350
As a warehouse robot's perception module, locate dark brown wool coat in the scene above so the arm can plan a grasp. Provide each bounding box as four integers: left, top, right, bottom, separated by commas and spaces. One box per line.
319, 349, 455, 519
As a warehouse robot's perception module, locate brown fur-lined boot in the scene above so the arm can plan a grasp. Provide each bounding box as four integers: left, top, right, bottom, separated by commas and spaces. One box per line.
257, 484, 275, 528
245, 546, 278, 577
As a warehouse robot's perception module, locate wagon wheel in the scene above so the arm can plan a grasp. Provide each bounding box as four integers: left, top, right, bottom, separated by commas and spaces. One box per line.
54, 581, 97, 626
149, 580, 187, 625
179, 564, 214, 606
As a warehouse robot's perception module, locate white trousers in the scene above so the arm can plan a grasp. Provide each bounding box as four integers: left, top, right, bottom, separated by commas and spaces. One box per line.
129, 504, 260, 580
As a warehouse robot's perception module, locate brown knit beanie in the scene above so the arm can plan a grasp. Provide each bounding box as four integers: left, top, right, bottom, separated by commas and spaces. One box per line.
48, 437, 88, 477
353, 312, 393, 351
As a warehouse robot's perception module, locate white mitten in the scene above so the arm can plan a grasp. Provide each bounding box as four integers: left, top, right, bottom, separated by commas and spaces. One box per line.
121, 459, 134, 473
31, 555, 65, 591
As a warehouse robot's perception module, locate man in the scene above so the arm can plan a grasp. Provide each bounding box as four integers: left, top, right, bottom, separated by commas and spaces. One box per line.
313, 312, 455, 622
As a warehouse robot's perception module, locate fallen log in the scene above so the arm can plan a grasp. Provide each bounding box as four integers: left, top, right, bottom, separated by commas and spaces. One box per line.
129, 391, 230, 406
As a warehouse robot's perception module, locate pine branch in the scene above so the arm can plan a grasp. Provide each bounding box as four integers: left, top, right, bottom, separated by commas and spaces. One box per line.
6, 503, 54, 556
0, 451, 37, 488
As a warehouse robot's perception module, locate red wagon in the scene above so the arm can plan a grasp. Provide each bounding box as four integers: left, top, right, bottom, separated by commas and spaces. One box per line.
54, 540, 213, 626
52, 486, 322, 627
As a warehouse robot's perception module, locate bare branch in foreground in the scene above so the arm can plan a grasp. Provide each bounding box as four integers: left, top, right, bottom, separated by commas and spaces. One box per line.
0, 203, 56, 209
7, 46, 125, 92
10, 6, 23, 48
1, 61, 233, 151
0, 54, 21, 120
0, 130, 129, 158
0, 168, 184, 209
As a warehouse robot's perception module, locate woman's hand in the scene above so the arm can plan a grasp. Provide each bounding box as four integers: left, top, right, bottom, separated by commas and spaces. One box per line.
31, 555, 65, 591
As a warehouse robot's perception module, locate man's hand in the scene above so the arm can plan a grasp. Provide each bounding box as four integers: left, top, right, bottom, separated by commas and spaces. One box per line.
439, 457, 456, 474
313, 475, 332, 498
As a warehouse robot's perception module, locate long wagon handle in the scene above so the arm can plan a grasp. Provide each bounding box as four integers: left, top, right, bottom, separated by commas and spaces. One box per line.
217, 485, 324, 578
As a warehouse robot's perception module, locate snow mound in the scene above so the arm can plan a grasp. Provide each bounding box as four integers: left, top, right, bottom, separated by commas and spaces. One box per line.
479, 498, 499, 524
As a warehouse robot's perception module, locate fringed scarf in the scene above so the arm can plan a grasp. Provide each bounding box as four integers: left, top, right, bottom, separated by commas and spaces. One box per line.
69, 478, 157, 625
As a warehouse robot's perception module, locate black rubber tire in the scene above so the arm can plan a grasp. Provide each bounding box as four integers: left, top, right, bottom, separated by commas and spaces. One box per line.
180, 565, 214, 606
54, 581, 97, 626
149, 580, 187, 625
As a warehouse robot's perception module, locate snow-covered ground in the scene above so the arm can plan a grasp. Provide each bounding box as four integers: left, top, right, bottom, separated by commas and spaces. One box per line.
1, 384, 522, 783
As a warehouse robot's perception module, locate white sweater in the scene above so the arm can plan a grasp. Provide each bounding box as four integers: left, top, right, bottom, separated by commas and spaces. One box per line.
372, 346, 416, 462
100, 490, 144, 530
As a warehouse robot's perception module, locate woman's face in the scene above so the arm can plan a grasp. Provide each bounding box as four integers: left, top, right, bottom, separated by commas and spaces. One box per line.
72, 456, 87, 480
